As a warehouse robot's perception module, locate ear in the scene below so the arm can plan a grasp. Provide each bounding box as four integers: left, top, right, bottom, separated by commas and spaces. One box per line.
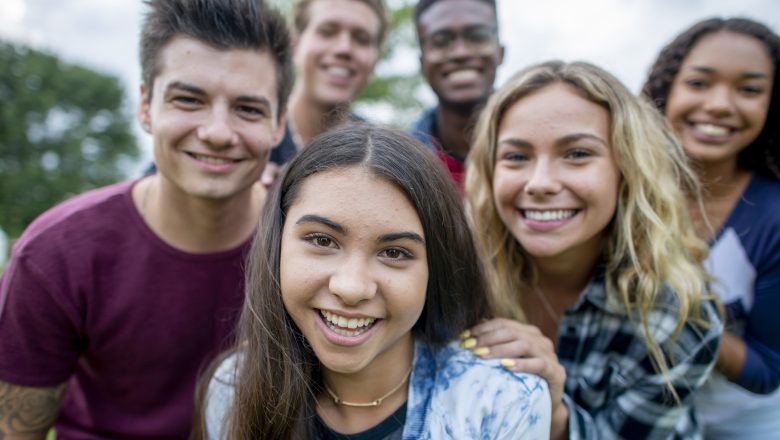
497, 45, 506, 66
273, 108, 288, 146
138, 84, 152, 134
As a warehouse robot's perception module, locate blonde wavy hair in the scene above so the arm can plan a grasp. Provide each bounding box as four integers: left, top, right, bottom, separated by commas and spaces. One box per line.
466, 61, 713, 395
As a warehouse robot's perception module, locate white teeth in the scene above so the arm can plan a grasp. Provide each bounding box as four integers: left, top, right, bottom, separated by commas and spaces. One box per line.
524, 210, 576, 222
320, 310, 376, 334
448, 69, 479, 82
327, 66, 351, 78
694, 123, 731, 137
191, 153, 236, 164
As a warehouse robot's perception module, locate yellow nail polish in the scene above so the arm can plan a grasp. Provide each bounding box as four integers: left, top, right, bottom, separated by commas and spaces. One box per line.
500, 358, 516, 368
473, 347, 490, 356
461, 338, 477, 349
459, 330, 471, 339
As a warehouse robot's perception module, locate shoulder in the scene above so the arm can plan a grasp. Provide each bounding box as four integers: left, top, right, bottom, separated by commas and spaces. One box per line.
408, 108, 438, 141
736, 175, 780, 225
410, 341, 551, 439
13, 181, 136, 252
204, 353, 239, 439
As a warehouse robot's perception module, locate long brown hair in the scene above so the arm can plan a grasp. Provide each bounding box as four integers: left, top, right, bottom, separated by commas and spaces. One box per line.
193, 123, 490, 438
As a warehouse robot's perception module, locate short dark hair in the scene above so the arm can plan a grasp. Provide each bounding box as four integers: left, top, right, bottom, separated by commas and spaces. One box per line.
414, 0, 497, 24
217, 122, 491, 437
139, 0, 293, 118
643, 17, 780, 178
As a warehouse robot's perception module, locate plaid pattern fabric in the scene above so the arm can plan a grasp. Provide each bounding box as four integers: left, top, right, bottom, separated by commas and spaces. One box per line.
558, 275, 723, 439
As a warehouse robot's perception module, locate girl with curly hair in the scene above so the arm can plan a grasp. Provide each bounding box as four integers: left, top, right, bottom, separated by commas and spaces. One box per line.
465, 60, 722, 439
643, 17, 780, 439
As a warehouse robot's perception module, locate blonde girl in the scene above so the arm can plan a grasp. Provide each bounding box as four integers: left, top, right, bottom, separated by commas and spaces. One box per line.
465, 60, 722, 439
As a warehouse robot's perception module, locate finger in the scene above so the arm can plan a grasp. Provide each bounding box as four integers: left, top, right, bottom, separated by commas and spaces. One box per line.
471, 339, 534, 360
468, 317, 525, 337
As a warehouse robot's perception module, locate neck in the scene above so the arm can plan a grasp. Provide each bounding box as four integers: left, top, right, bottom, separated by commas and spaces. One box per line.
317, 336, 413, 434
288, 87, 352, 146
434, 104, 480, 159
531, 245, 601, 300
134, 175, 264, 253
694, 156, 752, 197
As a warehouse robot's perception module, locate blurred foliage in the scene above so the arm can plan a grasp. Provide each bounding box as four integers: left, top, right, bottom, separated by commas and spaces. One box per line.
0, 41, 138, 239
354, 0, 426, 126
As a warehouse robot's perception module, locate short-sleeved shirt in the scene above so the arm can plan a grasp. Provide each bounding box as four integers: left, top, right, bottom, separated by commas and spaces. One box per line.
0, 180, 249, 439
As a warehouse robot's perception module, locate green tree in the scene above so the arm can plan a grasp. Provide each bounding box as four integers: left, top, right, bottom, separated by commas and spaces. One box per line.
0, 41, 138, 239
354, 0, 426, 127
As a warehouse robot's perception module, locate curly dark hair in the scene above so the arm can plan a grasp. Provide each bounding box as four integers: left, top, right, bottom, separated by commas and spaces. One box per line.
642, 17, 780, 179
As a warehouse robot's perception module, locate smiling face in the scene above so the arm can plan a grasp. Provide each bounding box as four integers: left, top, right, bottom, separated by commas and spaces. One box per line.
418, 0, 503, 109
139, 36, 285, 201
279, 167, 428, 375
293, 0, 381, 108
665, 31, 774, 169
492, 83, 620, 266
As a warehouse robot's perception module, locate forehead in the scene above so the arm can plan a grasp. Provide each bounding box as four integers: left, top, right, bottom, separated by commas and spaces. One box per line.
154, 37, 279, 106
303, 0, 382, 37
682, 31, 774, 76
418, 0, 496, 34
287, 167, 423, 234
499, 83, 610, 140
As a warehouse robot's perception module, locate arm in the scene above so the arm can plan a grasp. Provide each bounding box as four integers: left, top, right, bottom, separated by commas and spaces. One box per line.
466, 318, 567, 439
723, 254, 780, 393
0, 380, 66, 440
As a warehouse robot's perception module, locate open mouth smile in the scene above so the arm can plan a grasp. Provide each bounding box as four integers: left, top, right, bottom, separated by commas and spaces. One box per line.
186, 152, 242, 165
319, 309, 378, 337
522, 209, 577, 222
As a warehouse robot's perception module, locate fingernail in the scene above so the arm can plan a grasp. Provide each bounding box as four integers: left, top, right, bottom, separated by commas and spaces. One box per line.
500, 358, 516, 368
473, 347, 490, 356
461, 338, 477, 349
459, 330, 471, 339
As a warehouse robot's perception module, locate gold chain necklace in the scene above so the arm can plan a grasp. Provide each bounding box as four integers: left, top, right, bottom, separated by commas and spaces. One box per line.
323, 365, 413, 408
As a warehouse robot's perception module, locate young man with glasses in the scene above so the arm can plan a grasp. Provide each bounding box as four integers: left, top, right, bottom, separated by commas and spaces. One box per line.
410, 0, 503, 188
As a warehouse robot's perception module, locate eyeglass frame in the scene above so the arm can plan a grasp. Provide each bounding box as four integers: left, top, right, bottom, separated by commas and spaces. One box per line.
419, 25, 498, 55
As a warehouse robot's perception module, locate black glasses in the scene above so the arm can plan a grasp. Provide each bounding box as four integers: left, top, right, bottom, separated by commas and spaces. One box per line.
422, 25, 497, 53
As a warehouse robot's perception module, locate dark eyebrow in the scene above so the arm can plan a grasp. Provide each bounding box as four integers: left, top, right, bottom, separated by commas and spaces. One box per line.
166, 81, 205, 96
378, 232, 425, 245
165, 81, 272, 108
295, 214, 345, 234
690, 66, 769, 80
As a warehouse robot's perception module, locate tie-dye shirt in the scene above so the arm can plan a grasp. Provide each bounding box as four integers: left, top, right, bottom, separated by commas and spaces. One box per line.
204, 340, 551, 439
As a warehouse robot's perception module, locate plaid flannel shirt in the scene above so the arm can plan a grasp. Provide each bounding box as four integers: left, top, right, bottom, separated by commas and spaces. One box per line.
559, 274, 723, 439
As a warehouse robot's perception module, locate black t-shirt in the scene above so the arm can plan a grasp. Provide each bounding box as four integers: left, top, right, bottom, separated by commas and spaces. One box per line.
315, 403, 406, 440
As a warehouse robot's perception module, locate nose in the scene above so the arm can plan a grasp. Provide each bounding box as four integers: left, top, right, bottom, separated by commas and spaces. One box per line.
333, 31, 354, 56
702, 84, 735, 116
197, 106, 237, 148
524, 158, 561, 197
328, 255, 377, 306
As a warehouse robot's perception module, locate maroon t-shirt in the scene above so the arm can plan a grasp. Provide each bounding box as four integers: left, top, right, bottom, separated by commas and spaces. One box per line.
0, 180, 249, 439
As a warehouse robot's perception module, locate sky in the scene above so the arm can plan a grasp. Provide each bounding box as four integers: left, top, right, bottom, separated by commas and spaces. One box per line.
1, 0, 779, 172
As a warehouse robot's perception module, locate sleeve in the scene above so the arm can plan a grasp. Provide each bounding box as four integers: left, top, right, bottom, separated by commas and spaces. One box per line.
565, 302, 722, 440
737, 226, 780, 394
204, 356, 237, 440
492, 371, 552, 440
0, 251, 83, 386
